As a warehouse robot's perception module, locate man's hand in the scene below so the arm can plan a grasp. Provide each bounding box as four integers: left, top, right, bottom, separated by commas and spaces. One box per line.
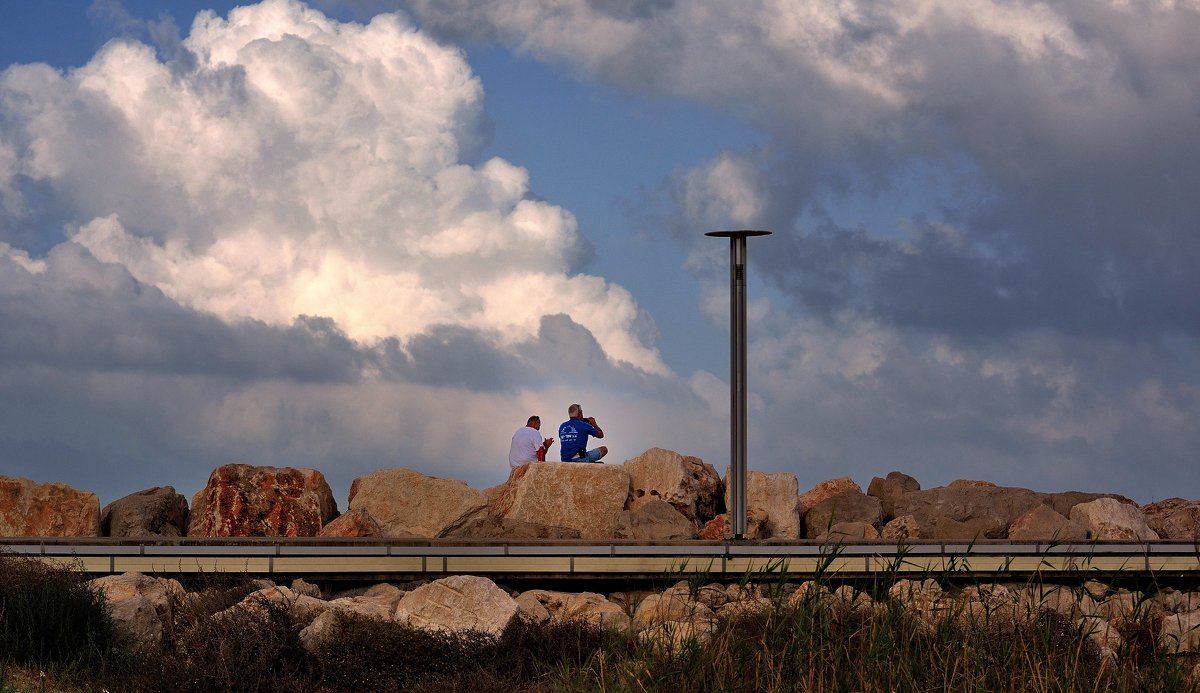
586, 417, 597, 426
543, 437, 554, 449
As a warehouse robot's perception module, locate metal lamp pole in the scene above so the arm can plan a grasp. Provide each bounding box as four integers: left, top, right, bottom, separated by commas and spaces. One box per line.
705, 229, 771, 539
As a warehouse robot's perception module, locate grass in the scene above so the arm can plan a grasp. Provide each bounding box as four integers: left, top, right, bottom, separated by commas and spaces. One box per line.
3, 548, 1199, 692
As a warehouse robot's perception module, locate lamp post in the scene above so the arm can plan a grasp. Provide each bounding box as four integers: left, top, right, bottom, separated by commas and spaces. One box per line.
705, 229, 772, 539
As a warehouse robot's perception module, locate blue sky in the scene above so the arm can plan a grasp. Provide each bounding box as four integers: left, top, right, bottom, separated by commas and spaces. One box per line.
1, 0, 1197, 509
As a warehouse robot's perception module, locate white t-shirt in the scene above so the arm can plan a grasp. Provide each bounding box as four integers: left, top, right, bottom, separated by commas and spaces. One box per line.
508, 426, 542, 468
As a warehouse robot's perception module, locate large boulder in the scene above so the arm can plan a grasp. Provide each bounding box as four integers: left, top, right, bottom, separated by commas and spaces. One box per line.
799, 477, 862, 515
803, 491, 883, 538
891, 485, 1045, 540
0, 476, 100, 537
615, 499, 697, 540
101, 486, 189, 537
623, 448, 722, 525
188, 464, 337, 537
88, 572, 186, 650
813, 521, 880, 543
727, 469, 801, 540
1045, 491, 1137, 518
1142, 498, 1200, 540
394, 575, 518, 637
866, 472, 920, 519
1070, 498, 1160, 540
483, 462, 631, 539
318, 509, 384, 538
347, 468, 486, 539
1007, 504, 1088, 542
697, 508, 768, 540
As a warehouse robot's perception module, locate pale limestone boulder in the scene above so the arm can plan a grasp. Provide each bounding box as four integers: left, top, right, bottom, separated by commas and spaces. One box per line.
881, 515, 920, 541
1099, 589, 1148, 623
1045, 491, 1137, 518
1007, 505, 1088, 542
516, 589, 574, 619
1154, 589, 1200, 615
624, 447, 722, 525
318, 509, 384, 538
1142, 498, 1200, 540
725, 468, 801, 540
101, 486, 189, 537
299, 594, 397, 653
799, 477, 862, 515
637, 619, 716, 650
348, 468, 486, 539
0, 476, 100, 537
615, 499, 696, 540
804, 491, 883, 538
188, 464, 337, 537
226, 586, 330, 626
867, 472, 920, 519
89, 571, 185, 610
394, 575, 518, 637
556, 592, 630, 630
1070, 498, 1160, 540
634, 591, 712, 628
486, 463, 631, 539
813, 521, 880, 543
291, 578, 322, 599
1162, 608, 1200, 653
1080, 615, 1123, 663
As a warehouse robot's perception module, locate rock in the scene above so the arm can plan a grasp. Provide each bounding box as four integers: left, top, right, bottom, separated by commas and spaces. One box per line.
803, 491, 883, 538
89, 572, 186, 650
813, 521, 880, 543
634, 591, 710, 627
866, 472, 920, 519
799, 477, 862, 515
300, 593, 396, 653
1142, 498, 1200, 540
347, 468, 486, 539
697, 509, 767, 540
515, 591, 552, 624
616, 500, 697, 540
881, 515, 920, 541
1162, 608, 1200, 653
438, 509, 582, 539
1045, 491, 1137, 518
291, 578, 322, 599
726, 469, 801, 540
318, 509, 384, 538
1007, 505, 1088, 542
0, 476, 100, 537
948, 479, 996, 489
624, 448, 722, 525
1069, 498, 1160, 540
892, 485, 1045, 540
227, 586, 331, 626
483, 462, 631, 539
394, 575, 518, 637
557, 592, 630, 630
188, 464, 337, 537
101, 486, 189, 537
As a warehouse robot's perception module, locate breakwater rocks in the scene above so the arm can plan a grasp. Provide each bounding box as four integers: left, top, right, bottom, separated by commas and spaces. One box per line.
90, 570, 1200, 661
2, 447, 1198, 541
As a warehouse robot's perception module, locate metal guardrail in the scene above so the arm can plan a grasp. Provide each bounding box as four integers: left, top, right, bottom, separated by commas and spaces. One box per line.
5, 539, 1200, 581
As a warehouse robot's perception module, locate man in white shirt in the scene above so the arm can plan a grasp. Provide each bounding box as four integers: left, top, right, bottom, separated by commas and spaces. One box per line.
508, 415, 554, 469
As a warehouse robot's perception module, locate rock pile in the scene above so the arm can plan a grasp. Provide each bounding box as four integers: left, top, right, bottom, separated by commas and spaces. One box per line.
90, 570, 1200, 663
2, 448, 1197, 541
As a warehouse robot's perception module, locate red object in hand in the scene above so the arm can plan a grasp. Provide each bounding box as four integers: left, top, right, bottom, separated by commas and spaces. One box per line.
536, 448, 546, 462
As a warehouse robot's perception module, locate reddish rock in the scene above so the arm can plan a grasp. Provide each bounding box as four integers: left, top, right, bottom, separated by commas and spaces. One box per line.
187, 464, 337, 537
101, 486, 189, 537
799, 477, 862, 515
0, 476, 100, 537
697, 509, 767, 540
318, 508, 383, 538
1141, 499, 1200, 540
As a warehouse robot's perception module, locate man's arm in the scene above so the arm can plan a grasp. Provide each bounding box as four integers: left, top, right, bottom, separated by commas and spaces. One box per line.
586, 416, 604, 439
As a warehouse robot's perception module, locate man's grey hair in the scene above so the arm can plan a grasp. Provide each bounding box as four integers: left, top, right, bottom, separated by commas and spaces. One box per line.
568, 403, 582, 417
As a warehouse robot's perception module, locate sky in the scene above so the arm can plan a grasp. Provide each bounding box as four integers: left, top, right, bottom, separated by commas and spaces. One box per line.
1, 0, 1197, 510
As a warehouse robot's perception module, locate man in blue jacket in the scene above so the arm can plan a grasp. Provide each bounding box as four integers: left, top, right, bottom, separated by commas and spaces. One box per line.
558, 403, 607, 463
